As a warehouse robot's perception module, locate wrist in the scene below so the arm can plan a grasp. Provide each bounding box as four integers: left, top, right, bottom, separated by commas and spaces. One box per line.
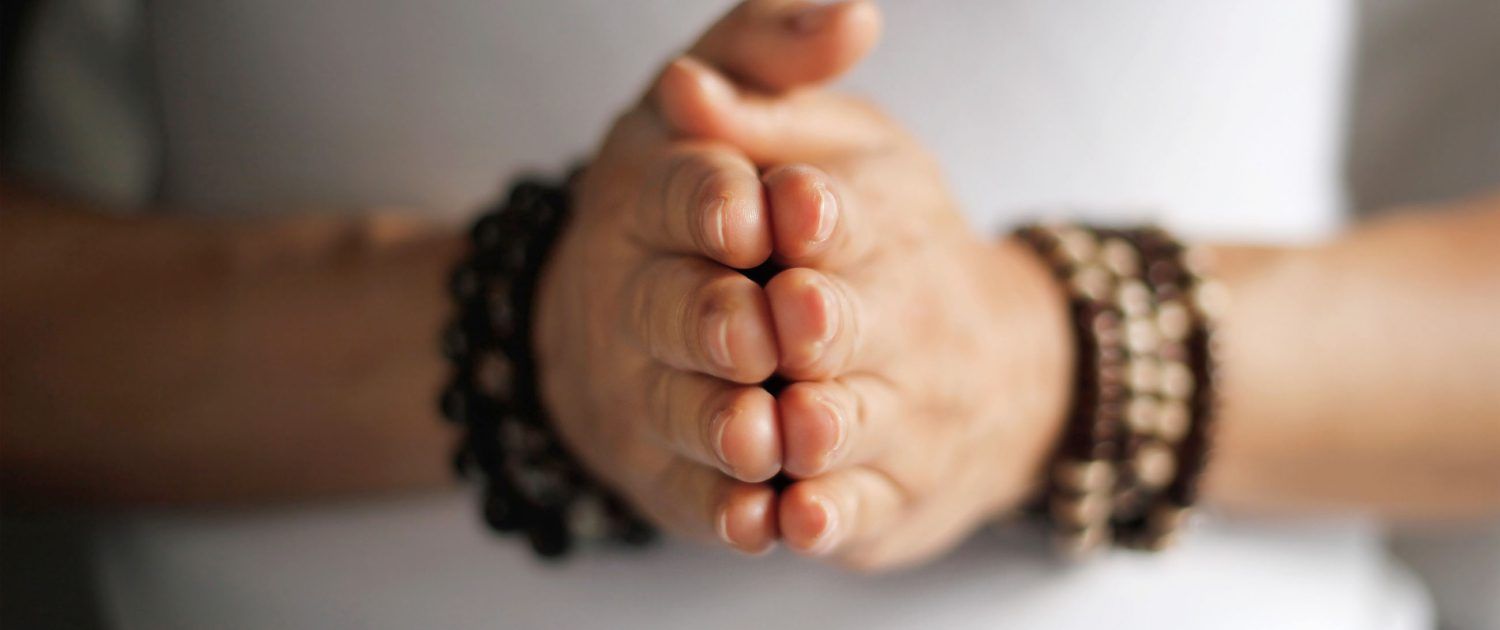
975, 236, 1075, 515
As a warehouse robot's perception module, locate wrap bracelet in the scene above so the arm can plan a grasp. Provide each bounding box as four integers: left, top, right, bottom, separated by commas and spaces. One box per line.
1015, 223, 1223, 556
440, 171, 655, 558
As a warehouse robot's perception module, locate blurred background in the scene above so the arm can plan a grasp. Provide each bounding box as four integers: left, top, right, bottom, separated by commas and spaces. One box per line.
3, 0, 1498, 628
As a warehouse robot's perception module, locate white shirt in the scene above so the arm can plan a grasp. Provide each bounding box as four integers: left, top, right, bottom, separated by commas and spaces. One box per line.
13, 0, 1499, 628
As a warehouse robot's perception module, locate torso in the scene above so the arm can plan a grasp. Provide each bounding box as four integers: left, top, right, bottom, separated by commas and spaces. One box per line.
72, 0, 1430, 626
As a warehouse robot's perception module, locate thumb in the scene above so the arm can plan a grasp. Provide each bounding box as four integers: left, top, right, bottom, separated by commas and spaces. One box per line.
652, 56, 895, 164
686, 0, 882, 94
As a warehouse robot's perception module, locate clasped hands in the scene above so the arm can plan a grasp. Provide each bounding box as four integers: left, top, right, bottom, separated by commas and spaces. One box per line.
534, 0, 1070, 571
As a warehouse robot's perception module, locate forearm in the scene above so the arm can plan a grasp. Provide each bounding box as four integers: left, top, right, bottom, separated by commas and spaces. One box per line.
1205, 193, 1500, 518
1, 190, 463, 505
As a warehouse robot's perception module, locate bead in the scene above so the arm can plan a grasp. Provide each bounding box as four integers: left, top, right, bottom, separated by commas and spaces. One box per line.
1192, 279, 1230, 321
470, 214, 506, 250
1147, 259, 1182, 287
1053, 459, 1117, 493
1131, 441, 1177, 489
1125, 395, 1159, 433
501, 240, 529, 273
1127, 358, 1161, 394
468, 427, 504, 474
449, 264, 482, 301
1054, 523, 1110, 558
1090, 308, 1125, 346
1158, 340, 1189, 363
1111, 486, 1148, 521
486, 286, 517, 339
619, 518, 658, 546
1101, 238, 1140, 277
441, 321, 470, 361
475, 352, 514, 399
528, 511, 572, 558
482, 484, 524, 532
1050, 492, 1111, 527
1160, 360, 1196, 400
1125, 317, 1160, 355
1097, 362, 1128, 392
1116, 279, 1152, 318
500, 422, 528, 455
1056, 227, 1099, 264
1182, 245, 1216, 277
1155, 400, 1191, 441
568, 493, 609, 541
1070, 264, 1113, 302
1156, 300, 1192, 341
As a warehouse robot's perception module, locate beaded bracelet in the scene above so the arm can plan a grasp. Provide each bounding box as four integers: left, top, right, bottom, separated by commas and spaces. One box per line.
1014, 223, 1222, 556
440, 172, 655, 558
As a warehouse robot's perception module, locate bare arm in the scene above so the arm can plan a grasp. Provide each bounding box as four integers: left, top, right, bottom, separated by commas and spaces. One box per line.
0, 181, 462, 505
1206, 193, 1500, 518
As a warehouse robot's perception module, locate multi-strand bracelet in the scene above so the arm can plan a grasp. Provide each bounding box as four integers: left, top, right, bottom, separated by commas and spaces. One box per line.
1015, 223, 1224, 556
440, 172, 655, 558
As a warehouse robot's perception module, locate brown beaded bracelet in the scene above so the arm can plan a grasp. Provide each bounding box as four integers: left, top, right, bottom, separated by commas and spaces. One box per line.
1015, 223, 1222, 556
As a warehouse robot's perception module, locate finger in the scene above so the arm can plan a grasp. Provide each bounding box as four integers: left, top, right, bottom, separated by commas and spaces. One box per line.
688, 0, 882, 93
654, 56, 893, 164
762, 163, 875, 269
779, 467, 905, 558
764, 267, 875, 380
777, 376, 898, 478
642, 367, 781, 482
635, 143, 772, 269
626, 256, 779, 383
646, 459, 779, 555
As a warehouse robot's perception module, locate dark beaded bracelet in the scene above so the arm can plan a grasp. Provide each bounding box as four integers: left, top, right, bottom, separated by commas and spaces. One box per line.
440, 171, 655, 558
1015, 222, 1221, 557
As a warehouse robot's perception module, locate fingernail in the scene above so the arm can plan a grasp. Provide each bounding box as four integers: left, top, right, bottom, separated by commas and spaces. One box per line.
791, 4, 837, 34
710, 408, 735, 473
744, 541, 776, 557
706, 310, 734, 370
720, 504, 774, 556
814, 394, 846, 472
716, 506, 736, 547
808, 276, 839, 351
703, 196, 728, 257
683, 56, 735, 104
806, 495, 840, 555
809, 184, 838, 245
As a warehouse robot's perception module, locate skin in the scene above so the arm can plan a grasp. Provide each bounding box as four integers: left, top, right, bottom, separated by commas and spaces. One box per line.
654, 52, 1072, 569
0, 187, 461, 503
531, 0, 883, 554
2, 0, 1498, 573
0, 0, 879, 556
652, 3, 1500, 569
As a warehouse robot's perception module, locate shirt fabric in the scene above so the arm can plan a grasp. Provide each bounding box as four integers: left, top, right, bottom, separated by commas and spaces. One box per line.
7, 0, 1499, 628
